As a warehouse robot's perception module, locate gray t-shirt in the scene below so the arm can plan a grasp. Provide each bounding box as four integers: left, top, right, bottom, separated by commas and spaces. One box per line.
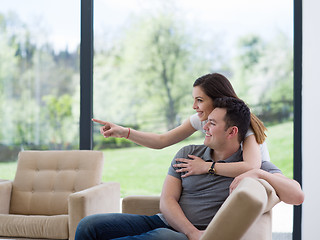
159, 144, 282, 230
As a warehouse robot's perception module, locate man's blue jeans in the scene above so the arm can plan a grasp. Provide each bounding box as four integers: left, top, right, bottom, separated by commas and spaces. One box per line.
75, 213, 188, 240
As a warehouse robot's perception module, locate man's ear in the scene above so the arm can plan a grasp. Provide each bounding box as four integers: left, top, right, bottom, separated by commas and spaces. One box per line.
227, 126, 238, 139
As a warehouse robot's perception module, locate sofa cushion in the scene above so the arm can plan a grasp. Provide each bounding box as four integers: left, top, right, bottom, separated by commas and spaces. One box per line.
10, 151, 104, 215
0, 214, 68, 239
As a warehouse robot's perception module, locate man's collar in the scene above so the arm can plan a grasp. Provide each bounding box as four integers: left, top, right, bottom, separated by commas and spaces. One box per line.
204, 146, 242, 163
203, 147, 214, 162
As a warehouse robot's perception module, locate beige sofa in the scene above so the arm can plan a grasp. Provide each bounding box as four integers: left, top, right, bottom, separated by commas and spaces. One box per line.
0, 150, 121, 240
122, 177, 280, 240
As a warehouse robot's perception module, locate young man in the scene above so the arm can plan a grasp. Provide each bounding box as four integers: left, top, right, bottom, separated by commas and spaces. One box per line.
158, 97, 284, 240
75, 97, 301, 240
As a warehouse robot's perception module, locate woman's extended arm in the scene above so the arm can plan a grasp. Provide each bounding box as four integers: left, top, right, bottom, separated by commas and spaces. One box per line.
174, 134, 261, 178
92, 118, 196, 149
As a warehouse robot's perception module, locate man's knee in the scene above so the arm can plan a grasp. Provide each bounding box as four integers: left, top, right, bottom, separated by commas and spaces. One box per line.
75, 215, 98, 240
78, 215, 97, 228
148, 228, 188, 240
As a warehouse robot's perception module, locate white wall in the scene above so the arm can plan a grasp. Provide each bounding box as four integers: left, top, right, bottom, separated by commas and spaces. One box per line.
302, 0, 320, 239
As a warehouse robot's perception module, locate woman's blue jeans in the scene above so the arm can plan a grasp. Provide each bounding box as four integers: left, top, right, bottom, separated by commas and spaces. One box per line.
75, 213, 188, 240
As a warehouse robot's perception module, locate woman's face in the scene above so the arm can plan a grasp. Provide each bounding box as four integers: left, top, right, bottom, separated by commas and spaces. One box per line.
192, 86, 214, 121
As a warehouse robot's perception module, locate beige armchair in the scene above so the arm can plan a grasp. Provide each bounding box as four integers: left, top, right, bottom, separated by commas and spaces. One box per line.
0, 150, 120, 240
122, 177, 280, 240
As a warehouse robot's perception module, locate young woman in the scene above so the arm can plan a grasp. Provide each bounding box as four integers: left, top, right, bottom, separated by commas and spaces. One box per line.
93, 73, 268, 177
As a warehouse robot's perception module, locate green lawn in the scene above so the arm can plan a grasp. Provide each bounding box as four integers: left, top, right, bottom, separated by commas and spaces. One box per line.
266, 121, 293, 179
0, 121, 293, 197
0, 161, 17, 180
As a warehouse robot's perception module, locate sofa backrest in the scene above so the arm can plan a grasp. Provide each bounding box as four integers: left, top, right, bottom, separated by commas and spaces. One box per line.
9, 150, 104, 215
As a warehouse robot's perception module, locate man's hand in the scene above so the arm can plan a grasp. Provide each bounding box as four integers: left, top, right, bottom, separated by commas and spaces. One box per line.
173, 155, 211, 177
92, 119, 128, 138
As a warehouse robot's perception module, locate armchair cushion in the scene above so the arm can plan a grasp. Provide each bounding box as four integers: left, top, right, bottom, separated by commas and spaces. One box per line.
122, 195, 160, 216
10, 151, 104, 215
0, 214, 68, 239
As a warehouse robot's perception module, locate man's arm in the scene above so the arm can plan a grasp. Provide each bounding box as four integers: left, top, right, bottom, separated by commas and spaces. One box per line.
160, 175, 203, 240
230, 169, 304, 205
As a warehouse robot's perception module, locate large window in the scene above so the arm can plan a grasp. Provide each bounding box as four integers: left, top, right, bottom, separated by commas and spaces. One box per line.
0, 0, 298, 237
0, 0, 80, 164
93, 0, 294, 236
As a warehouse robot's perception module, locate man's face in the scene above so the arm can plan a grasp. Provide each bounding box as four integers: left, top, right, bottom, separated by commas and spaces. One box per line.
203, 108, 228, 149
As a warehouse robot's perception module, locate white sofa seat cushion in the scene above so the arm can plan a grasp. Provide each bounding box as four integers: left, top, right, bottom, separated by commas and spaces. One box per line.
0, 214, 68, 239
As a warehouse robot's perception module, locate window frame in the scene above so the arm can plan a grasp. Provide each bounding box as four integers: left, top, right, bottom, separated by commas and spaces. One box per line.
79, 0, 303, 238
293, 0, 302, 239
80, 0, 93, 150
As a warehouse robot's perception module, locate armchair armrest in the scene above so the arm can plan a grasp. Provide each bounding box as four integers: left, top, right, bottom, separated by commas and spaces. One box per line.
68, 182, 120, 240
122, 195, 160, 216
258, 179, 280, 212
200, 177, 280, 240
0, 180, 12, 214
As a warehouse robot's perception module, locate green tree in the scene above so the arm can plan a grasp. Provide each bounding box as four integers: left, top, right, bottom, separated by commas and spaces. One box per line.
231, 32, 293, 123
42, 94, 77, 149
231, 35, 265, 102
252, 33, 293, 123
0, 13, 21, 143
94, 9, 220, 131
0, 12, 80, 149
256, 33, 293, 103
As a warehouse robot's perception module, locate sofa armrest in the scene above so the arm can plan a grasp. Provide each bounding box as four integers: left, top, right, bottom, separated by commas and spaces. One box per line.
258, 179, 280, 212
0, 180, 12, 214
200, 177, 276, 240
122, 195, 160, 216
68, 182, 120, 240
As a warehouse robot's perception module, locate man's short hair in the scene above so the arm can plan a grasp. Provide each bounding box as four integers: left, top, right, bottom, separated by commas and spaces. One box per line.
213, 97, 251, 143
